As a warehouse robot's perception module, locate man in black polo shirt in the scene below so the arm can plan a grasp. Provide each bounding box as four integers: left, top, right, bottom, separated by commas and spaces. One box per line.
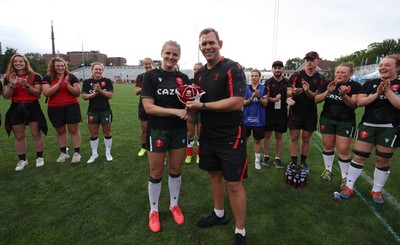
287, 51, 326, 173
186, 28, 247, 245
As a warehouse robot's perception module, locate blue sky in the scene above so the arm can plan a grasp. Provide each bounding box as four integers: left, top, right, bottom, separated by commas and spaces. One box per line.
1, 0, 399, 69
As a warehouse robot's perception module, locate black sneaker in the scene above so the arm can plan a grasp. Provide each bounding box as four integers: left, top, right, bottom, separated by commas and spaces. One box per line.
301, 161, 311, 174
197, 211, 229, 228
261, 156, 269, 166
234, 233, 246, 245
274, 158, 283, 169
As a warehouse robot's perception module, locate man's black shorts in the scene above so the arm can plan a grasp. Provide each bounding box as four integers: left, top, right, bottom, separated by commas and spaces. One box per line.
199, 139, 248, 182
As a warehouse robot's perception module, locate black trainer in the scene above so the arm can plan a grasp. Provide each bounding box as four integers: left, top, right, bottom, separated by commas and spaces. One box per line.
261, 156, 269, 166
234, 233, 246, 245
197, 211, 229, 228
274, 158, 283, 169
301, 161, 311, 174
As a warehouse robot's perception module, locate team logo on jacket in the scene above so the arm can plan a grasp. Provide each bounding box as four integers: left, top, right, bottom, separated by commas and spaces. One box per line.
390, 84, 399, 91
88, 116, 94, 122
214, 73, 220, 80
176, 77, 184, 86
320, 124, 325, 132
359, 130, 368, 139
154, 139, 164, 148
101, 81, 106, 87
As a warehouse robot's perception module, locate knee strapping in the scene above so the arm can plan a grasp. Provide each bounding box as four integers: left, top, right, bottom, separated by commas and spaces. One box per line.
375, 150, 393, 159
353, 149, 370, 158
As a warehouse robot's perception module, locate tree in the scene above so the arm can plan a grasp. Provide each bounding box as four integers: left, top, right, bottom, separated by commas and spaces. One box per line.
285, 57, 303, 70
25, 53, 47, 76
335, 38, 400, 66
0, 47, 18, 74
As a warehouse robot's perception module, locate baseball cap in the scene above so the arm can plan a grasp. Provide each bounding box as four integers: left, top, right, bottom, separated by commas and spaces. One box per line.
272, 60, 284, 67
304, 51, 319, 59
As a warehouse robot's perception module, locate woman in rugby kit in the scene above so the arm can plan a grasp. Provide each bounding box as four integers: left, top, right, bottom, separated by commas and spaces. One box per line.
42, 57, 82, 164
135, 57, 154, 157
2, 53, 47, 171
340, 55, 400, 204
82, 62, 114, 164
185, 62, 203, 164
141, 40, 190, 233
315, 62, 361, 188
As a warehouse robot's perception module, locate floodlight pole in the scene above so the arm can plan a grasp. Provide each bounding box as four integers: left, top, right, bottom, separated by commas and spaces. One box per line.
81, 38, 85, 80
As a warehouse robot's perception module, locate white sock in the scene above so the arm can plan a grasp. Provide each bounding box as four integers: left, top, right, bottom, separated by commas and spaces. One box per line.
214, 208, 224, 218
169, 174, 182, 208
372, 167, 390, 192
90, 138, 99, 156
104, 137, 112, 154
346, 161, 363, 189
338, 159, 351, 179
148, 180, 162, 213
187, 139, 194, 147
255, 153, 261, 163
235, 227, 246, 236
322, 152, 335, 172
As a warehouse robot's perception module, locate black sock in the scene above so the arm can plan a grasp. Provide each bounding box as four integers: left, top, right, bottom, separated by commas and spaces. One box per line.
18, 154, 26, 161
36, 151, 43, 158
291, 156, 298, 165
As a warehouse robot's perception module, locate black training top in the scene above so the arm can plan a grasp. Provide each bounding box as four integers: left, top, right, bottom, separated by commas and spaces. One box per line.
265, 77, 289, 116
289, 70, 325, 114
141, 67, 190, 130
360, 78, 400, 125
195, 57, 246, 142
82, 77, 113, 112
318, 79, 361, 122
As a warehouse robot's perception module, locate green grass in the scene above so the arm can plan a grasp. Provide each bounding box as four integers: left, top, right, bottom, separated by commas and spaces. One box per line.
0, 84, 399, 245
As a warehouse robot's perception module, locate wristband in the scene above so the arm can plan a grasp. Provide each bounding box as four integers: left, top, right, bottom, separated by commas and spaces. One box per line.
202, 102, 207, 110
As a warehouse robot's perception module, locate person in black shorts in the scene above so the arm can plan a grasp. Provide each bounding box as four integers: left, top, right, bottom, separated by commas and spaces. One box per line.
141, 40, 190, 233
135, 57, 154, 157
287, 51, 326, 173
2, 53, 47, 171
42, 57, 82, 164
82, 62, 114, 163
186, 28, 247, 245
340, 55, 400, 205
243, 69, 268, 170
264, 60, 289, 168
315, 62, 361, 187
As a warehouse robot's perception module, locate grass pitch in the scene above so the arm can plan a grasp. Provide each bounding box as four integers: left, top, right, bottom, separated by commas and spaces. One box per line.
0, 84, 399, 244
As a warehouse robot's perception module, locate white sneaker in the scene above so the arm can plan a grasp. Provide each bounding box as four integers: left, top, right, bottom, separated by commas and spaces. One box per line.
71, 152, 81, 163
87, 155, 98, 163
56, 152, 70, 163
15, 160, 28, 171
255, 161, 261, 170
106, 153, 113, 161
36, 157, 44, 167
